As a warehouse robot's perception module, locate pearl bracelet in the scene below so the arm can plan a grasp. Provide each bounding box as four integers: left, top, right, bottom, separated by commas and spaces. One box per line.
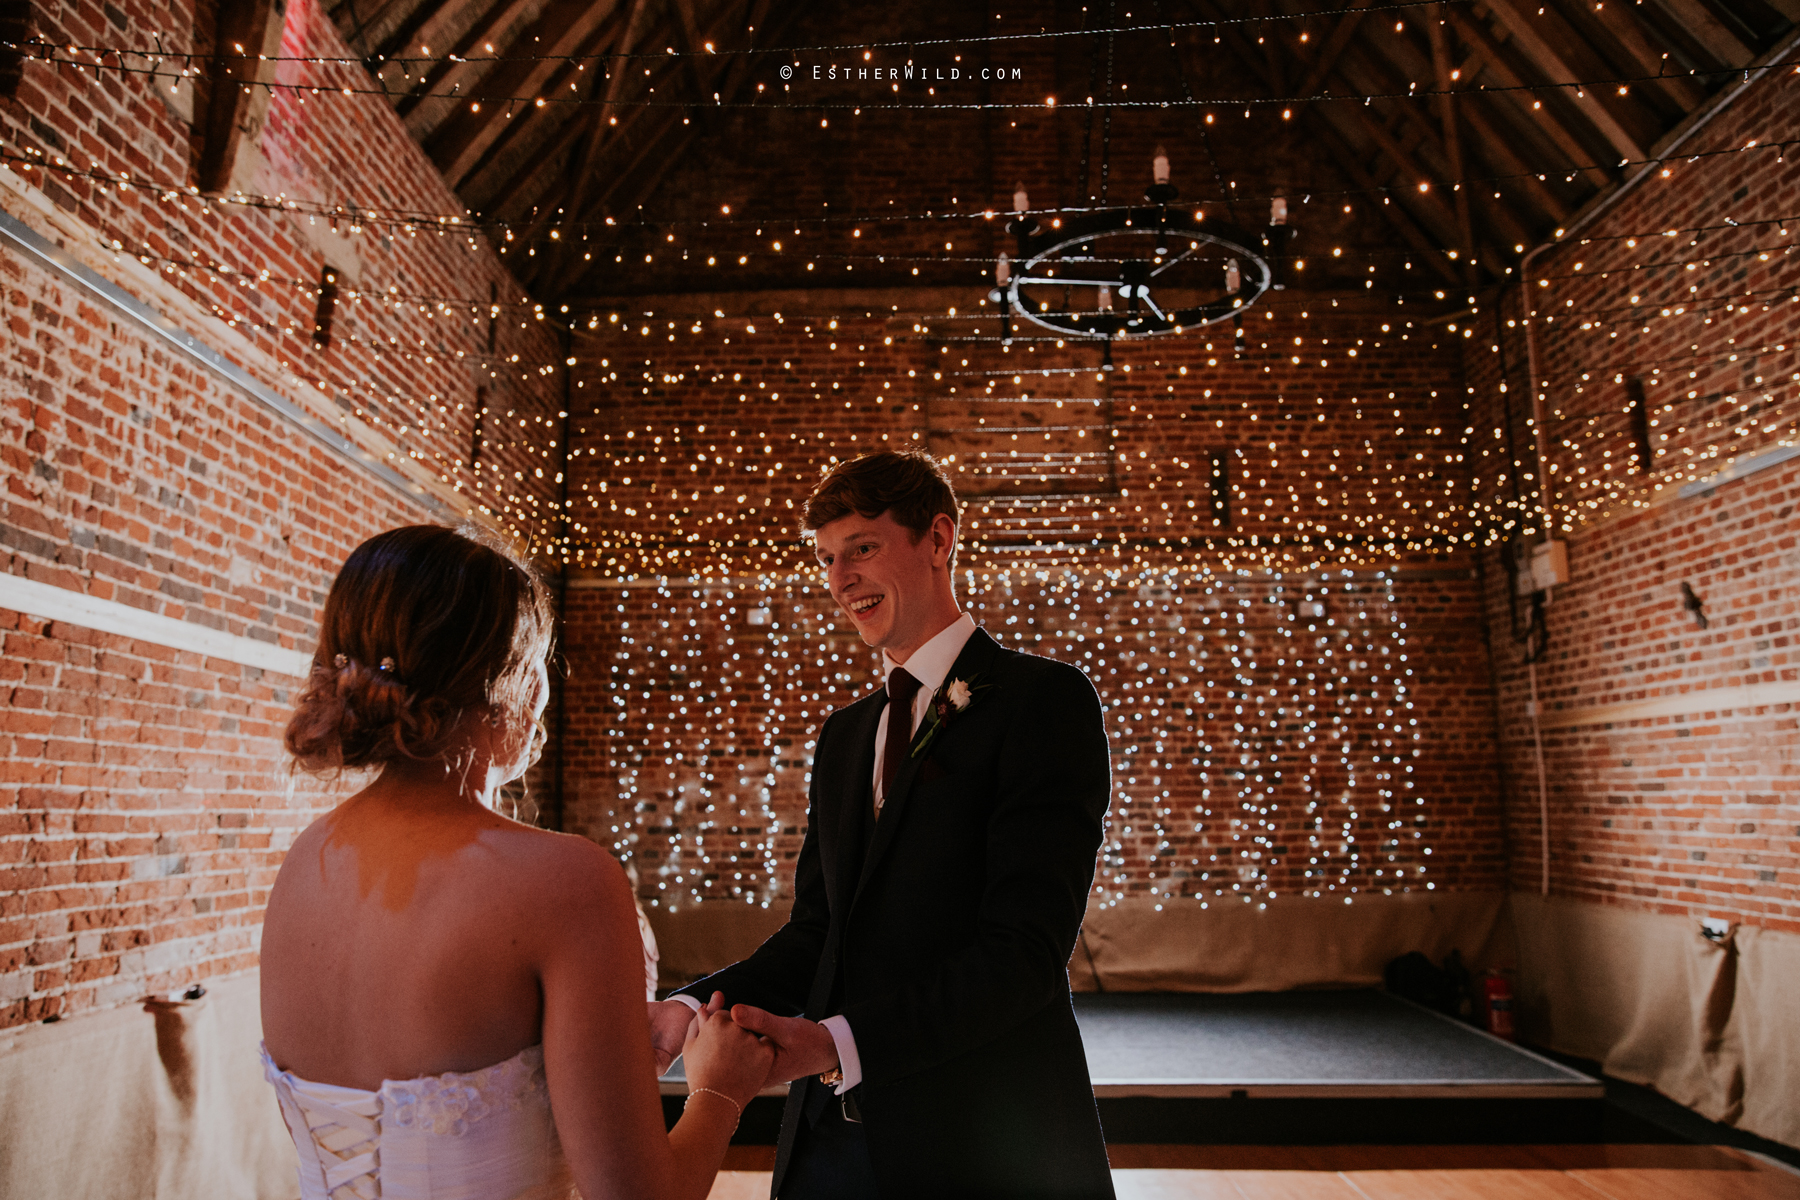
687, 1086, 744, 1123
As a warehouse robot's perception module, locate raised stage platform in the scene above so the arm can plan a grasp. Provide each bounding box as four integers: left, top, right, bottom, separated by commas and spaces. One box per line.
1074, 990, 1599, 1100
661, 989, 1610, 1143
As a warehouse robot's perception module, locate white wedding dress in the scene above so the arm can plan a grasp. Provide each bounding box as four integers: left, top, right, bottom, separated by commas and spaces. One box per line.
262, 1042, 577, 1200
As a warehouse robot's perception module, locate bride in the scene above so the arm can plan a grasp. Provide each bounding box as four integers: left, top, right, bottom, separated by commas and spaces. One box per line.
259, 524, 772, 1200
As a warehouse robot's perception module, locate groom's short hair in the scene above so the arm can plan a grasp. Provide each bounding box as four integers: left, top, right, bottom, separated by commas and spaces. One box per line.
804, 450, 959, 541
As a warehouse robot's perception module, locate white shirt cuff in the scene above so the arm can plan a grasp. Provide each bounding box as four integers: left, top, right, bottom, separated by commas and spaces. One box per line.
818, 1014, 862, 1093
670, 994, 703, 1013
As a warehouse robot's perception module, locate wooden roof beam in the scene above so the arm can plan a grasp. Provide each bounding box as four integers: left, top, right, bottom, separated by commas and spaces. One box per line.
364, 0, 444, 71
1305, 111, 1466, 287
1292, 0, 1377, 97
1580, 0, 1705, 111
1476, 0, 1648, 164
552, 0, 792, 295
473, 113, 589, 222
395, 0, 537, 120
1453, 91, 1574, 226
1191, 0, 1464, 287
670, 0, 714, 103
1277, 21, 1514, 274
426, 0, 623, 188
1444, 7, 1615, 191
453, 7, 645, 201
1644, 0, 1754, 67
1428, 4, 1476, 286
545, 106, 691, 292
561, 0, 760, 228
1332, 99, 1509, 272
563, 0, 657, 227
1330, 32, 1541, 250
197, 0, 285, 195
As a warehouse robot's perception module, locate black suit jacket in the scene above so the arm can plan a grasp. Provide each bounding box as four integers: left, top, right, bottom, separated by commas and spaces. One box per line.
677, 627, 1115, 1199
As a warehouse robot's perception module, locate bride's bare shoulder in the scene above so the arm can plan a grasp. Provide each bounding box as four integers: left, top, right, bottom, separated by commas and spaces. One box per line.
484, 822, 629, 904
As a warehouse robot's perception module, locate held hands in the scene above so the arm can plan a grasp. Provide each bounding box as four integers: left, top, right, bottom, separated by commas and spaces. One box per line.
728, 1004, 840, 1085
646, 998, 698, 1075
678, 992, 775, 1112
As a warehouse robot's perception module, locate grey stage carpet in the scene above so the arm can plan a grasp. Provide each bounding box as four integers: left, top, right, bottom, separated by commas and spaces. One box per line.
1073, 990, 1600, 1098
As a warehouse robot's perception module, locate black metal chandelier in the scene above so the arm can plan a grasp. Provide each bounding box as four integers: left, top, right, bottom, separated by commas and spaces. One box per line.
990, 150, 1295, 342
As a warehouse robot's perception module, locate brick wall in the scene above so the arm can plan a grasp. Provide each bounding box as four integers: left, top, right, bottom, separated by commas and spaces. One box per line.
1463, 64, 1800, 932
0, 0, 561, 1027
559, 289, 1508, 915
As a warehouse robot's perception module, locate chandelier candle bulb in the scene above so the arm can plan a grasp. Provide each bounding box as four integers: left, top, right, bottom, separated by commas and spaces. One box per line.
1270, 196, 1288, 226
1153, 147, 1171, 185
995, 251, 1011, 286
1014, 183, 1029, 214
1226, 260, 1242, 294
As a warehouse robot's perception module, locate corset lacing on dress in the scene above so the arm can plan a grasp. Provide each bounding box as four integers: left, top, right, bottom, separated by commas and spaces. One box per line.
262, 1043, 574, 1200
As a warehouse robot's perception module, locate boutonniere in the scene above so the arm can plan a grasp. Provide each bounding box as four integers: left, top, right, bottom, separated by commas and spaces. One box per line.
911, 674, 990, 759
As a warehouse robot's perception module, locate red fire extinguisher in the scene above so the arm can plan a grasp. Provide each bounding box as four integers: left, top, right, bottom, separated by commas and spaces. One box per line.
1483, 971, 1515, 1040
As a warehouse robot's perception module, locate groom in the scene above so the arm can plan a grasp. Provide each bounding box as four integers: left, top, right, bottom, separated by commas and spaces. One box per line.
648, 450, 1115, 1199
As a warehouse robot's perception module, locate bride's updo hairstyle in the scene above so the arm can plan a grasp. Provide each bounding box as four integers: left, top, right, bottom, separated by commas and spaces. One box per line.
285, 524, 554, 771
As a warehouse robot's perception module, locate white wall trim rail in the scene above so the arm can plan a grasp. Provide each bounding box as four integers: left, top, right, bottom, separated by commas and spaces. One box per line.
0, 205, 454, 520
1536, 679, 1800, 729
0, 573, 312, 677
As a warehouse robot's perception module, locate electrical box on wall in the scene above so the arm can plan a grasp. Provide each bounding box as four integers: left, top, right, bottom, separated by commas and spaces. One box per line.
1511, 538, 1571, 596
1530, 540, 1570, 593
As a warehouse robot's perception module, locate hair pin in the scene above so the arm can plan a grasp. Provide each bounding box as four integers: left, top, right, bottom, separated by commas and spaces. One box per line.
378, 657, 395, 672
333, 653, 348, 669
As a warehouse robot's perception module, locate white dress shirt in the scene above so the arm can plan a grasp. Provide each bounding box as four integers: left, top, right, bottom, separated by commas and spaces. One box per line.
674, 613, 978, 1095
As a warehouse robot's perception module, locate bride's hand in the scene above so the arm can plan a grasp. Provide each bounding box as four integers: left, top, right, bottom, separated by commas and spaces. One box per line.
646, 999, 697, 1075
680, 992, 775, 1111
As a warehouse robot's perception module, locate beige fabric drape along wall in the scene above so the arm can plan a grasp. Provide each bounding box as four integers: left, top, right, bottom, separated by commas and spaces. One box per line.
0, 972, 296, 1200
1512, 893, 1799, 1149
647, 891, 1517, 993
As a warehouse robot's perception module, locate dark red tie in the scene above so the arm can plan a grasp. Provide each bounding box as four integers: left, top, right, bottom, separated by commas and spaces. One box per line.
879, 668, 922, 817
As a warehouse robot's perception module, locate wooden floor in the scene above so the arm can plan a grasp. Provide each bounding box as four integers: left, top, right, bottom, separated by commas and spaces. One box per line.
706, 1145, 1800, 1199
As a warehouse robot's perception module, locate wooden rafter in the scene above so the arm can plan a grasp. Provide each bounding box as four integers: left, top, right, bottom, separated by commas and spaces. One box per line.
472, 108, 592, 219
1280, 28, 1515, 274
1193, 0, 1464, 286
1277, 0, 1541, 267
197, 0, 285, 195
1452, 91, 1575, 225
334, 0, 1761, 306
1332, 21, 1540, 252
1305, 118, 1466, 288
558, 0, 767, 225
487, 0, 737, 272
1444, 8, 1616, 190
1293, 0, 1377, 98
394, 0, 537, 120
1427, 5, 1476, 285
1644, 0, 1754, 66
552, 0, 793, 296
1477, 0, 1650, 164
670, 0, 714, 108
453, 9, 639, 201
364, 0, 441, 70
562, 0, 657, 229
425, 0, 623, 188
1578, 0, 1704, 111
